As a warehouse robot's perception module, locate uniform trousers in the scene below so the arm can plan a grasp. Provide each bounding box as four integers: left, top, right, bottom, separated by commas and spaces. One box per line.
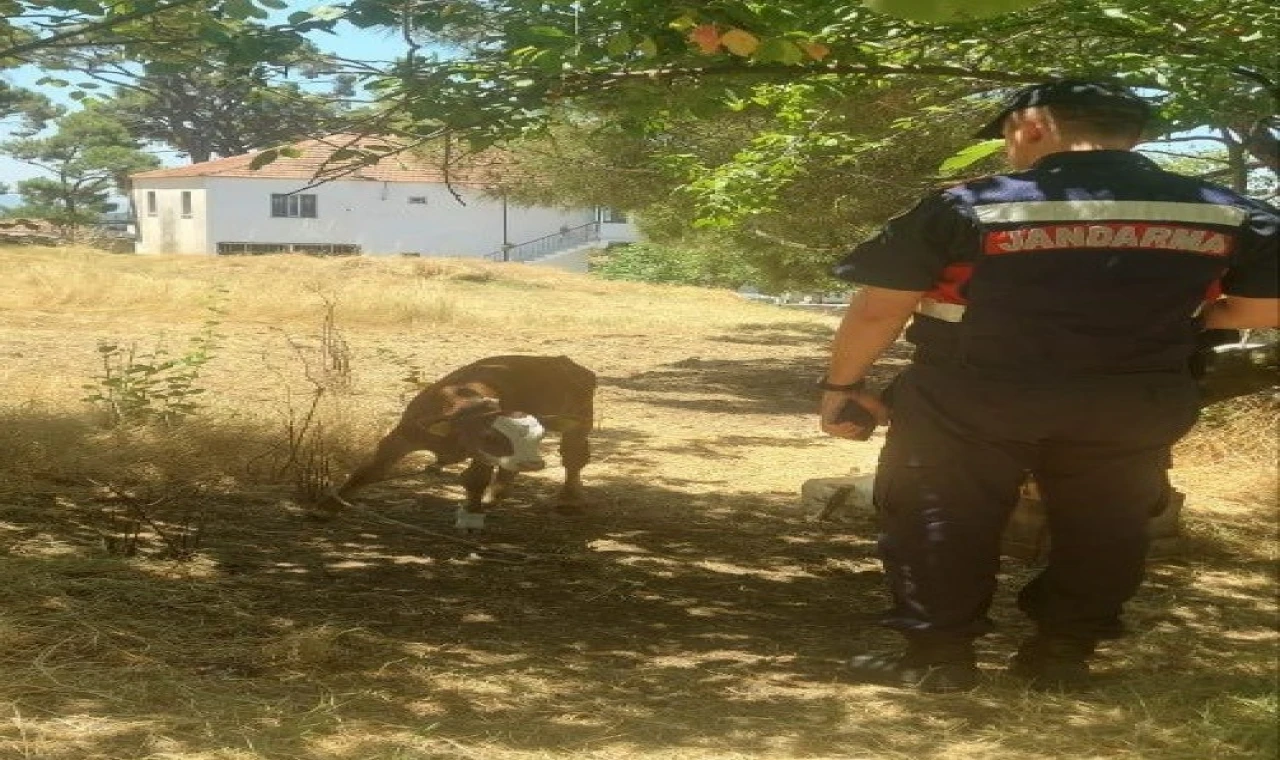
872, 362, 1200, 642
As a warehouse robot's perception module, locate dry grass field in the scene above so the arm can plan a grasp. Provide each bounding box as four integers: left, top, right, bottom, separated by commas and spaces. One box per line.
0, 246, 1276, 760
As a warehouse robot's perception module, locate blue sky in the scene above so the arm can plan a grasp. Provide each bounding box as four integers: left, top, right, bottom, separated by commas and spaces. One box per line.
1, 8, 407, 205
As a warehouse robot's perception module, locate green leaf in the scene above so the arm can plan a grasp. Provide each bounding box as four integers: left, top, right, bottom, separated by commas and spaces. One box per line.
225, 0, 265, 20
308, 4, 345, 21
668, 14, 697, 32
937, 139, 1004, 176
754, 38, 804, 65
248, 149, 280, 169
528, 25, 569, 39
606, 32, 632, 57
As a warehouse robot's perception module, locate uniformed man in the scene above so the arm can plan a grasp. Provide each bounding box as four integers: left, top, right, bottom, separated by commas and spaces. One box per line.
820, 80, 1280, 692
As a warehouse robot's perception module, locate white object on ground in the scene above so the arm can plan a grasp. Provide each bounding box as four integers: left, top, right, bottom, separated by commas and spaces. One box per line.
801, 474, 877, 521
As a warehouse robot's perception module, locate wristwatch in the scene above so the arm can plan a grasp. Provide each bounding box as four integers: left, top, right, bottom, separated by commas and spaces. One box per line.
817, 377, 866, 393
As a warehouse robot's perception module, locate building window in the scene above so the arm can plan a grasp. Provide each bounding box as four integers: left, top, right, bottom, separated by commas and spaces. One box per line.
146, 191, 157, 216
217, 242, 359, 256
271, 194, 317, 218
180, 191, 193, 218
407, 196, 428, 205
597, 207, 628, 224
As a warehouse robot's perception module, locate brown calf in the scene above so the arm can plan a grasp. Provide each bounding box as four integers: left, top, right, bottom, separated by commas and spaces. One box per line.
320, 355, 596, 530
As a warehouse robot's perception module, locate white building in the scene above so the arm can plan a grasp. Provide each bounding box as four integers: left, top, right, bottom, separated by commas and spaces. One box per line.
129, 136, 638, 272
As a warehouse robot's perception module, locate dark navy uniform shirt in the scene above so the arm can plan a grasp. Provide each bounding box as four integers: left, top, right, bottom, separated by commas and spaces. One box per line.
833, 150, 1280, 376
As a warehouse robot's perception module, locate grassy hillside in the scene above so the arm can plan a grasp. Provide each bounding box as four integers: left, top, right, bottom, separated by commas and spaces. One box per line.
0, 246, 1275, 760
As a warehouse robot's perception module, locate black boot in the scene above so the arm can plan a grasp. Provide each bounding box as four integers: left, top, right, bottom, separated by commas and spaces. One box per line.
1009, 635, 1096, 691
846, 637, 980, 693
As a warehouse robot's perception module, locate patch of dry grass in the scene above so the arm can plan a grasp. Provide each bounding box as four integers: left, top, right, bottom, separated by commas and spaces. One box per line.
1172, 397, 1279, 561
0, 246, 1276, 760
0, 246, 762, 332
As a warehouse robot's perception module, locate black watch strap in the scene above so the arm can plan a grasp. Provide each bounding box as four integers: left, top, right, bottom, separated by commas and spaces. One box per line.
817, 378, 866, 392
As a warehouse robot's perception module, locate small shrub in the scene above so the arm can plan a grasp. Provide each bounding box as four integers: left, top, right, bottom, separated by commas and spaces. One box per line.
283, 290, 355, 394
593, 242, 702, 285
593, 241, 756, 289
81, 292, 225, 427
316, 293, 353, 394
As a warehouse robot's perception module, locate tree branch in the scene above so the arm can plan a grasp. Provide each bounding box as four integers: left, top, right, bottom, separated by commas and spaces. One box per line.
1147, 135, 1231, 145
1232, 121, 1280, 173
1231, 66, 1280, 105
552, 61, 1060, 93
1139, 148, 1229, 162
0, 0, 209, 60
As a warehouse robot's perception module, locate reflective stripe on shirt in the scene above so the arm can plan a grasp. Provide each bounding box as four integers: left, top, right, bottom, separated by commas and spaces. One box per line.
916, 299, 966, 322
974, 200, 1248, 226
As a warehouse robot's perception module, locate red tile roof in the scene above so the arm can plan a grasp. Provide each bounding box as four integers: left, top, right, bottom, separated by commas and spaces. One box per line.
131, 134, 516, 186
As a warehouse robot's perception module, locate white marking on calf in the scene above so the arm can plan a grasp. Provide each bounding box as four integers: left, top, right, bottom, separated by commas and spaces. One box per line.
485, 413, 547, 471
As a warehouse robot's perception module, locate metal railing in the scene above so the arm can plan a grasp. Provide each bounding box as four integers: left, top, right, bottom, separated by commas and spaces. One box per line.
488, 221, 601, 262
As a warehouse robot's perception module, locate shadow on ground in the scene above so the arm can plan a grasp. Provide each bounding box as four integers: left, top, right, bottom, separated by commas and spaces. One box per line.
1, 406, 1275, 759
599, 341, 912, 417
710, 321, 837, 347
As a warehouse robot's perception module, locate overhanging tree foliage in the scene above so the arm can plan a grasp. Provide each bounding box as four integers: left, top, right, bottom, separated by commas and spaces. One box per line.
1, 0, 321, 70
502, 78, 992, 289
322, 1, 1275, 169
461, 2, 1273, 287
7, 2, 1274, 174
5, 0, 1274, 277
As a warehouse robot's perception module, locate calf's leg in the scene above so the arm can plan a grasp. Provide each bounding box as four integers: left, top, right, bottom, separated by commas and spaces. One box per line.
318, 429, 422, 511
486, 467, 519, 509
456, 461, 520, 531
457, 459, 495, 531
556, 428, 590, 511
459, 459, 494, 510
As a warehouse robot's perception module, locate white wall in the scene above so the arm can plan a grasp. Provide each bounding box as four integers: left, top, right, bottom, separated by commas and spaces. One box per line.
196, 178, 596, 257
132, 178, 208, 254
599, 220, 638, 243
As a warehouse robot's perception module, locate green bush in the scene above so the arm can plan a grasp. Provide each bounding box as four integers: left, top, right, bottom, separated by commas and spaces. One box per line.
592, 242, 755, 289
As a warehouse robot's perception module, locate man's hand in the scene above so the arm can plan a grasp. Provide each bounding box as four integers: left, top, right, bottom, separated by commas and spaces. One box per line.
820, 389, 890, 440
820, 286, 920, 440
819, 286, 919, 440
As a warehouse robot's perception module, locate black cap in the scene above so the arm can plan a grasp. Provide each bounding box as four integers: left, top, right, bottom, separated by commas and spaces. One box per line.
973, 79, 1152, 139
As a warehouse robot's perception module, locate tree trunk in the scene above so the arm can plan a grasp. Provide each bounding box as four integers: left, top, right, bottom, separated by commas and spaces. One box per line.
1221, 129, 1249, 194
1232, 120, 1279, 174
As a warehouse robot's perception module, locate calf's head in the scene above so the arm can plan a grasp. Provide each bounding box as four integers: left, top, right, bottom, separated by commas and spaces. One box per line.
422, 386, 547, 472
